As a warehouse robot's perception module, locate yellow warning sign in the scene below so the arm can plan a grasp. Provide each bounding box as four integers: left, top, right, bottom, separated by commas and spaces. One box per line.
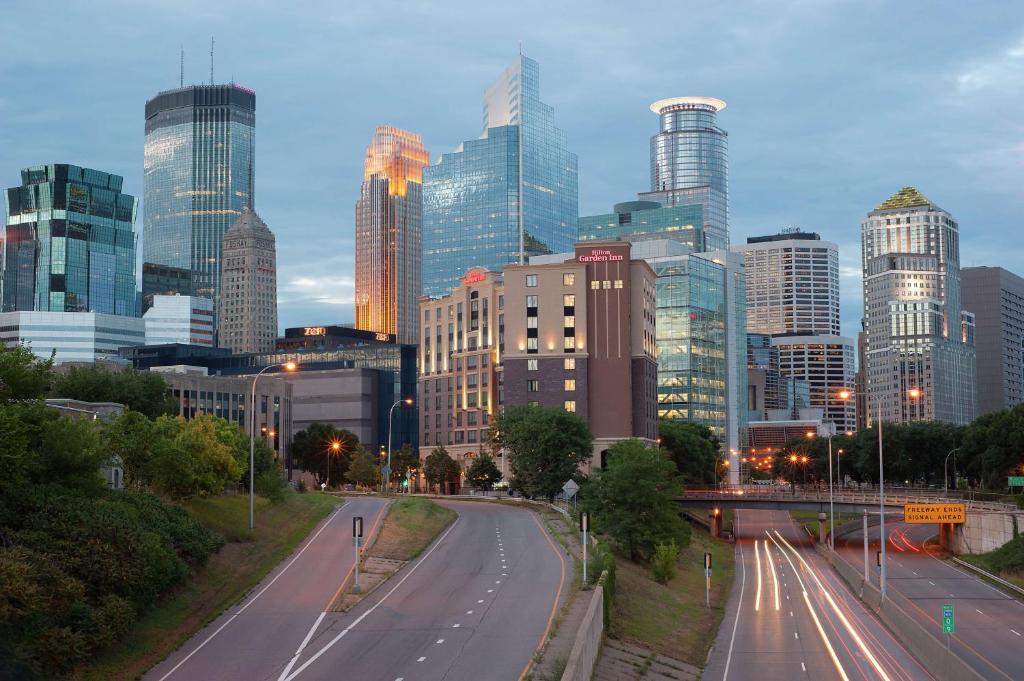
904, 503, 966, 524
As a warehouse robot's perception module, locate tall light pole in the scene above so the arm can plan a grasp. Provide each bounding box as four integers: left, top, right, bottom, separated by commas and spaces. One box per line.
808, 422, 836, 549
944, 447, 961, 497
250, 361, 298, 530
386, 397, 413, 493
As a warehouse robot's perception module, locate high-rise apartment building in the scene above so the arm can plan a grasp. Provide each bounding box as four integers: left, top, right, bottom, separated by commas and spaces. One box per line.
734, 231, 840, 336
144, 294, 214, 346
354, 126, 428, 344
772, 335, 856, 433
861, 187, 976, 424
422, 55, 578, 298
217, 208, 277, 353
578, 200, 704, 251
639, 97, 729, 250
3, 164, 138, 315
961, 266, 1024, 415
143, 84, 256, 324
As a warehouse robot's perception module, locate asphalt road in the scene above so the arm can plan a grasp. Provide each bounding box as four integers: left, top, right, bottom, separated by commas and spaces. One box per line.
147, 498, 567, 681
837, 521, 1024, 681
145, 496, 389, 681
704, 509, 933, 681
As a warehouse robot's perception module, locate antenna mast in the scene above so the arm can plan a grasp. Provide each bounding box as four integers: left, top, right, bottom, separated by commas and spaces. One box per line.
210, 37, 214, 85
179, 46, 184, 87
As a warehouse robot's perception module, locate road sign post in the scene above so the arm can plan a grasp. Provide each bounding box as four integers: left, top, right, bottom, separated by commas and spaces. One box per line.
353, 516, 364, 594
580, 511, 589, 584
943, 604, 954, 649
563, 479, 579, 514
704, 552, 712, 607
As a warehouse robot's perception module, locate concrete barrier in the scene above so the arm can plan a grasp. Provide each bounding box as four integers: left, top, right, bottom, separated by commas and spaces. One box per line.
560, 572, 606, 681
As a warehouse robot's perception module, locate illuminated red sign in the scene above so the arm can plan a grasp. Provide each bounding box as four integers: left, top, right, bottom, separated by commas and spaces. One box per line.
578, 249, 625, 263
462, 269, 488, 285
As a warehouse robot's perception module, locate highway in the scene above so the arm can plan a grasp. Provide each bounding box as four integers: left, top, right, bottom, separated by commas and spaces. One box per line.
146, 498, 567, 681
705, 509, 933, 681
837, 520, 1024, 681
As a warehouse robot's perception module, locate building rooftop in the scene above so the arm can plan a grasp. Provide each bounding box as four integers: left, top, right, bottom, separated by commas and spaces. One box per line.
224, 207, 273, 239
875, 186, 934, 211
650, 96, 727, 114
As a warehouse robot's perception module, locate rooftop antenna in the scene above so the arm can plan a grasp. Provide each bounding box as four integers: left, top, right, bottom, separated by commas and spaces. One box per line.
518, 40, 523, 56
179, 45, 184, 88
210, 37, 214, 85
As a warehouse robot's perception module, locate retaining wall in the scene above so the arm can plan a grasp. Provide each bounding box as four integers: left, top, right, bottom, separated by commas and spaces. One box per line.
560, 576, 606, 681
950, 512, 1021, 554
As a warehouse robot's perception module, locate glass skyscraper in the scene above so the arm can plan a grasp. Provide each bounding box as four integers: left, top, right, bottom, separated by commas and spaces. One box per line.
422, 55, 578, 298
3, 164, 137, 315
639, 97, 729, 250
578, 200, 704, 251
355, 126, 429, 344
143, 84, 255, 320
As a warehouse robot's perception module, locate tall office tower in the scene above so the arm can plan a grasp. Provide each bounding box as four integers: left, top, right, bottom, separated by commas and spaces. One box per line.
422, 55, 578, 297
734, 231, 840, 336
578, 200, 704, 251
861, 187, 976, 424
217, 208, 277, 353
962, 266, 1024, 415
354, 126, 429, 344
639, 97, 728, 250
144, 294, 214, 346
771, 335, 856, 433
143, 84, 256, 326
3, 164, 137, 315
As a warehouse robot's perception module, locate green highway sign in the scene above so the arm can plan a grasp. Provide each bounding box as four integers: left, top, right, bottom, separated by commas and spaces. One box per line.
1009, 476, 1024, 487
942, 604, 954, 634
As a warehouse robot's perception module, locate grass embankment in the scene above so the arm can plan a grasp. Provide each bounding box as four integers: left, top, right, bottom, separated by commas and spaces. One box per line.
79, 491, 338, 681
609, 529, 735, 666
960, 534, 1024, 591
368, 497, 457, 561
790, 510, 861, 540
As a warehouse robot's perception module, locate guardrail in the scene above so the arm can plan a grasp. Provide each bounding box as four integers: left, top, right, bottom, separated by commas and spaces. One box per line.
950, 557, 1024, 598
678, 489, 1017, 512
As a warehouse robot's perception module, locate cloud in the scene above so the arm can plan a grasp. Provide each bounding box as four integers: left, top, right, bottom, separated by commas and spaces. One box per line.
279, 274, 354, 306
956, 35, 1024, 92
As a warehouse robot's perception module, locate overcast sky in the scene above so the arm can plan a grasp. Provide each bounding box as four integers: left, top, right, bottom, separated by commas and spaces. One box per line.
2, 1, 1021, 337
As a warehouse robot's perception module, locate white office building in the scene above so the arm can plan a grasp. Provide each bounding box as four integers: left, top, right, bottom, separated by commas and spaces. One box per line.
0, 311, 146, 363
144, 295, 214, 346
771, 334, 857, 433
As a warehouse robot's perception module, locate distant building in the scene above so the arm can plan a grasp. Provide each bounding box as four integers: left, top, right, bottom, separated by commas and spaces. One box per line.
143, 84, 256, 325
639, 97, 729, 250
771, 334, 856, 433
961, 266, 1024, 415
354, 126, 428, 344
578, 201, 704, 251
422, 55, 578, 297
861, 187, 976, 424
0, 311, 145, 363
144, 295, 214, 346
141, 263, 192, 313
3, 164, 138, 315
217, 208, 278, 353
747, 333, 811, 422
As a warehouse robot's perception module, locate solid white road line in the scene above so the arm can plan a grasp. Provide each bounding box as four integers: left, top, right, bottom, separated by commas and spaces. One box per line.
155, 505, 346, 681
276, 611, 327, 681
754, 539, 763, 612
1011, 629, 1021, 637
721, 541, 747, 681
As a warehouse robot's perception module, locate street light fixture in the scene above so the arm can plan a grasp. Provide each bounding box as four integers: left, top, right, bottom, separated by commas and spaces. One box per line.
328, 440, 342, 488
249, 361, 298, 530
944, 447, 961, 497
386, 397, 414, 493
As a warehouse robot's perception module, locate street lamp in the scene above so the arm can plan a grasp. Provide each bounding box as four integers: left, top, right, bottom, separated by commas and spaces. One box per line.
386, 397, 414, 493
809, 424, 837, 549
249, 361, 298, 530
328, 440, 342, 488
944, 447, 961, 497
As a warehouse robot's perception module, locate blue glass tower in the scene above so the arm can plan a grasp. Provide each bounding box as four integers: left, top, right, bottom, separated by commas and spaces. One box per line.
3, 164, 138, 315
143, 84, 255, 319
422, 55, 578, 298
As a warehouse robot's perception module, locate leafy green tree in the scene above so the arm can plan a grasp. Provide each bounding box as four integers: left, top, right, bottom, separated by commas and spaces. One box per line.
290, 423, 359, 485
0, 346, 53, 403
348, 445, 379, 488
658, 419, 719, 485
51, 364, 176, 418
583, 439, 687, 561
961, 404, 1024, 489
424, 446, 461, 494
466, 453, 503, 490
492, 405, 593, 500
388, 442, 420, 488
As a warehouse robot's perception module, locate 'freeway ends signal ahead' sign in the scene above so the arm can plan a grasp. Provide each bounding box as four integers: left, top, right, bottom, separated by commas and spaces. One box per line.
904, 503, 966, 524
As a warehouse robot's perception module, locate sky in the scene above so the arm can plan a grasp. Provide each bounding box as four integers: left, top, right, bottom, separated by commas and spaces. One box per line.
1, 0, 1022, 338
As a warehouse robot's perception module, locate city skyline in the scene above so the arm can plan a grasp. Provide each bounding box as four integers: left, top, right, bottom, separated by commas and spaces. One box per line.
1, 1, 1021, 337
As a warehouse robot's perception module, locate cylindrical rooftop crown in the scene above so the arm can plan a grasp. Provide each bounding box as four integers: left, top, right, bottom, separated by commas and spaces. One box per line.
650, 96, 727, 114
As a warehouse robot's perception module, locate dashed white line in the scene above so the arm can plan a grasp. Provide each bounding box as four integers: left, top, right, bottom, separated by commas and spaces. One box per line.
477, 599, 484, 603
928, 581, 936, 586
452, 623, 460, 628
466, 610, 473, 614
801, 662, 807, 672
790, 611, 794, 617
794, 632, 799, 640
487, 589, 494, 593
436, 639, 445, 644
417, 656, 426, 662
495, 580, 501, 584
976, 609, 984, 615
1011, 629, 1021, 637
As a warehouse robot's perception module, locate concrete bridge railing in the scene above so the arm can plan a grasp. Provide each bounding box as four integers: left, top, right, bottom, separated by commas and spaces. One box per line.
677, 488, 1017, 513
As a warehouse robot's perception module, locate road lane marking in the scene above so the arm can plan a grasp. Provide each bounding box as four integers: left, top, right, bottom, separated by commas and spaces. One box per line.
496, 580, 501, 584
764, 539, 781, 610
155, 505, 347, 681
417, 656, 426, 662
477, 599, 484, 603
1012, 630, 1021, 637
976, 609, 984, 615
436, 639, 444, 644
452, 623, 460, 628
518, 509, 568, 681
790, 611, 794, 617
754, 539, 763, 612
467, 610, 474, 614
721, 540, 746, 681
928, 581, 936, 586
801, 662, 806, 672
487, 589, 494, 593
282, 516, 461, 681
277, 611, 327, 681
794, 632, 799, 639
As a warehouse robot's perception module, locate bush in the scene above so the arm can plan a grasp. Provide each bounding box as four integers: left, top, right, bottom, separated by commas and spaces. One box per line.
296, 478, 308, 494
256, 469, 287, 503
981, 534, 1024, 573
651, 541, 678, 584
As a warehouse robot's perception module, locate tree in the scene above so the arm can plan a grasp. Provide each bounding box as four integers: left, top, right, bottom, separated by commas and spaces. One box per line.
0, 346, 52, 403
290, 423, 359, 486
466, 453, 502, 490
388, 443, 420, 488
658, 419, 719, 485
51, 364, 176, 418
348, 446, 379, 488
424, 446, 460, 494
961, 404, 1024, 489
492, 405, 593, 500
583, 439, 688, 561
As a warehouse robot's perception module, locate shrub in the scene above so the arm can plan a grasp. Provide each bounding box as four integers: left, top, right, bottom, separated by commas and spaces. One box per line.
256, 469, 287, 503
296, 478, 308, 494
651, 541, 678, 583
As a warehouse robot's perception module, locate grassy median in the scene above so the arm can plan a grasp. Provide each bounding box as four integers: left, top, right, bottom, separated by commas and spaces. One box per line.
790, 510, 861, 540
78, 491, 338, 681
368, 497, 457, 561
609, 528, 735, 666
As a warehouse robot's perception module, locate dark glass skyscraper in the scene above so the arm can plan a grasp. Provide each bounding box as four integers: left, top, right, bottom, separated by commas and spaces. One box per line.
422, 55, 578, 298
3, 164, 137, 315
143, 84, 255, 318
640, 97, 729, 250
